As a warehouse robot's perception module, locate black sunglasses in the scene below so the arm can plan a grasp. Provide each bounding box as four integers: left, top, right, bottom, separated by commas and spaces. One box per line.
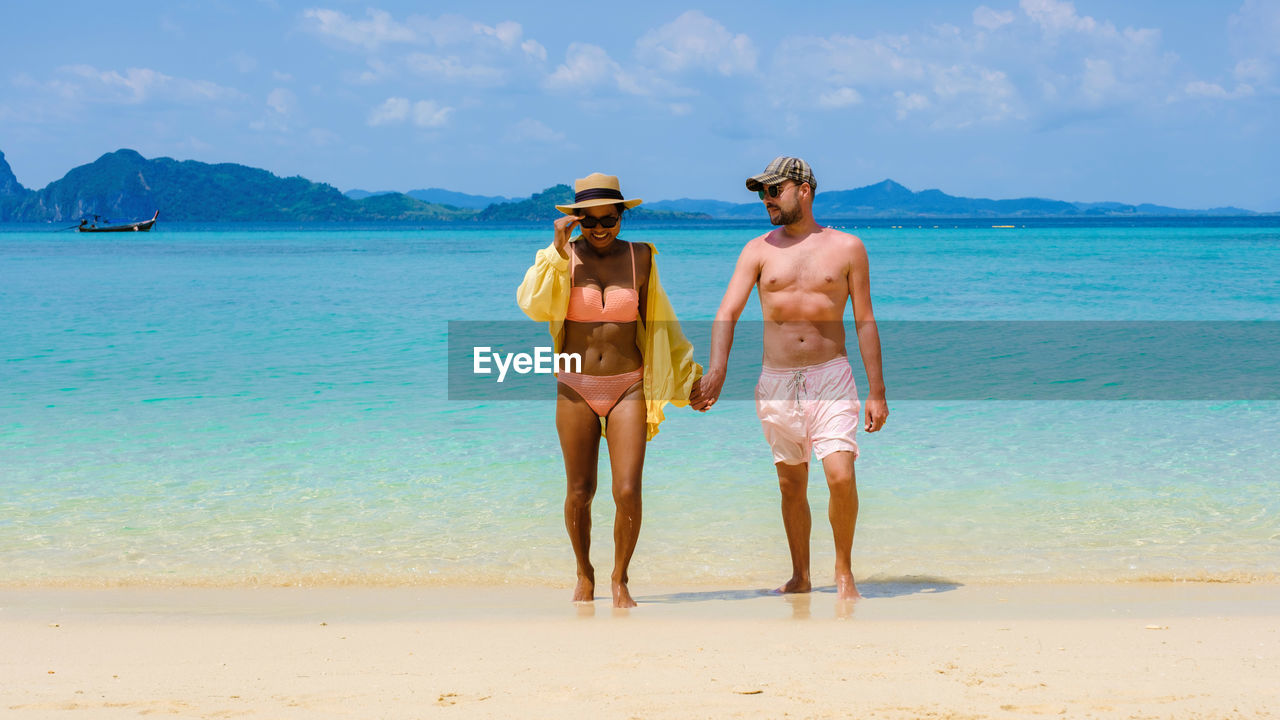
578, 214, 619, 228
756, 182, 791, 200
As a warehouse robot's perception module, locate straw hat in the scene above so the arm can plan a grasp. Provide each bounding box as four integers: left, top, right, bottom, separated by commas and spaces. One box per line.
555, 173, 644, 215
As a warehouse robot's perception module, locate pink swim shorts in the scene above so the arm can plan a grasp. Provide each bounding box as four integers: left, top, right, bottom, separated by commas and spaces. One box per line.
755, 356, 860, 465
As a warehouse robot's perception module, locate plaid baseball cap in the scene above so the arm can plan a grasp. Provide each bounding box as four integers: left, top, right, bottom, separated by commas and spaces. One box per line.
745, 156, 817, 193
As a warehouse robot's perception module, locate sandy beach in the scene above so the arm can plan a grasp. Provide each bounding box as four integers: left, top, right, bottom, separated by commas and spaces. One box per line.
2, 582, 1276, 719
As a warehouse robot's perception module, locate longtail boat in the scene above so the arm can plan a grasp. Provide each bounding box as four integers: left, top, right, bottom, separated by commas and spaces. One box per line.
78, 211, 159, 232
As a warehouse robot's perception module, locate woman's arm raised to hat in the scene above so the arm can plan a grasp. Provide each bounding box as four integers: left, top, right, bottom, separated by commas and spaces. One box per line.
552, 215, 579, 257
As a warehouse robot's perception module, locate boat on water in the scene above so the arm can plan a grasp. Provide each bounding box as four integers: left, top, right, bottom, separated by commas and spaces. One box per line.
78, 211, 159, 232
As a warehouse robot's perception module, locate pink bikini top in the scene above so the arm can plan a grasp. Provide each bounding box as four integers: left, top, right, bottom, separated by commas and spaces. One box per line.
566, 242, 640, 323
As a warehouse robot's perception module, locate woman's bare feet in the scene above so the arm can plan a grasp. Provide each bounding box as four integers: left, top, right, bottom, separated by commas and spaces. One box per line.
611, 577, 637, 608
835, 571, 861, 601
776, 574, 812, 594
573, 573, 595, 603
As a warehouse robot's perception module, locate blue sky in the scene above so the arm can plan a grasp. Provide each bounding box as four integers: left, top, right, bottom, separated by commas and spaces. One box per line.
2, 1, 1277, 209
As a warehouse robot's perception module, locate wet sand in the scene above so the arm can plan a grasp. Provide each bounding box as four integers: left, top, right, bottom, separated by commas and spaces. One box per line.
2, 582, 1277, 719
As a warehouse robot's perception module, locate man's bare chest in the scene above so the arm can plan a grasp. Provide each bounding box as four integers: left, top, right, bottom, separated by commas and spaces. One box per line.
759, 252, 848, 295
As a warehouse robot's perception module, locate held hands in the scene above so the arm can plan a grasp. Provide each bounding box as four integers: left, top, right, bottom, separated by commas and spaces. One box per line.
689, 368, 725, 412
553, 215, 580, 255
864, 395, 889, 432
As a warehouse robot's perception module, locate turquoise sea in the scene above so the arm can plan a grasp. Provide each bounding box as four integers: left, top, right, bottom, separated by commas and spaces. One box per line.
2, 219, 1277, 587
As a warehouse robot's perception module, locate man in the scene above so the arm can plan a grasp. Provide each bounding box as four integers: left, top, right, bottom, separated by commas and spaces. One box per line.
691, 156, 888, 601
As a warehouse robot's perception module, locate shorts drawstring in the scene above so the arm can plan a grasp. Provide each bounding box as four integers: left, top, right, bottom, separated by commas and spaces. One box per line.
790, 369, 807, 404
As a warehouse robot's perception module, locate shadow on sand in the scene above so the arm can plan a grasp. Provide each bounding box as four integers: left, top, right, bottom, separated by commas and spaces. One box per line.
636, 576, 962, 604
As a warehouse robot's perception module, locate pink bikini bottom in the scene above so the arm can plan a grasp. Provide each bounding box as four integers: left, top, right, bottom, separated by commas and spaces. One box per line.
558, 367, 644, 417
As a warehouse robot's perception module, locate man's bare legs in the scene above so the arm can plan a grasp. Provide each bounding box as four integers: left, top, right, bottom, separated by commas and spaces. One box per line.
775, 452, 860, 600
776, 461, 812, 593
822, 451, 861, 601
556, 387, 602, 602
603, 383, 646, 609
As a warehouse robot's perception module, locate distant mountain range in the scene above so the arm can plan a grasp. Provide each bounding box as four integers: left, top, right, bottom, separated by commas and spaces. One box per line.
345, 188, 514, 209
649, 179, 1262, 218
0, 148, 1267, 224
0, 149, 471, 222
0, 149, 703, 223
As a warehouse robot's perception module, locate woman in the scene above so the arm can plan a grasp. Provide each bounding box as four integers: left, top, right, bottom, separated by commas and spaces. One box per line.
517, 173, 702, 608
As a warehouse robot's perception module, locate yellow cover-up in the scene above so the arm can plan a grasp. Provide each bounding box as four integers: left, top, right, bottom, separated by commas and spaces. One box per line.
516, 241, 703, 440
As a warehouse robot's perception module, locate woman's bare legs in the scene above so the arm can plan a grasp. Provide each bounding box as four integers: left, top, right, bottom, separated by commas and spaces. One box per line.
556, 385, 602, 602
603, 381, 647, 608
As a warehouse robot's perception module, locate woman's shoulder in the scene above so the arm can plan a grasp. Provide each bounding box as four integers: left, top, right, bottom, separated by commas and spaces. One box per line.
628, 240, 654, 272
628, 239, 654, 255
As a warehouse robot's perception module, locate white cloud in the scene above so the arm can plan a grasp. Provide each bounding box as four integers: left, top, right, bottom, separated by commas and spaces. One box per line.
930, 65, 1019, 125
1229, 0, 1280, 55
894, 90, 932, 118
302, 8, 415, 51
545, 43, 623, 91
252, 88, 295, 133
405, 53, 505, 85
1020, 0, 1099, 35
1019, 0, 1164, 53
506, 118, 565, 144
775, 33, 925, 89
669, 102, 693, 116
368, 97, 410, 125
412, 100, 452, 128
765, 0, 1194, 129
55, 65, 240, 104
473, 19, 545, 60
63, 66, 162, 103
477, 20, 521, 48
1183, 81, 1230, 99
1228, 0, 1280, 92
772, 32, 1019, 124
303, 10, 547, 92
1182, 80, 1254, 101
636, 11, 756, 76
266, 88, 296, 116
973, 6, 1016, 31
542, 42, 683, 97
818, 87, 863, 108
522, 39, 547, 62
354, 58, 396, 85
1079, 58, 1118, 103
366, 96, 453, 127
1234, 58, 1270, 85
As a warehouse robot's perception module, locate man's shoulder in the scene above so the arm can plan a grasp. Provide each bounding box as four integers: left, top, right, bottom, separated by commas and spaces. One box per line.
817, 227, 868, 262
737, 229, 775, 256
819, 226, 865, 248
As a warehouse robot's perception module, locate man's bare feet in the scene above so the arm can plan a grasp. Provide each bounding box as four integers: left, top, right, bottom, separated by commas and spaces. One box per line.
775, 575, 812, 594
835, 571, 861, 601
573, 573, 595, 603
611, 578, 637, 608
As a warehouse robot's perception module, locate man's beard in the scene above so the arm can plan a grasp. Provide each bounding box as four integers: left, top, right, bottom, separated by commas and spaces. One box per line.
769, 204, 801, 226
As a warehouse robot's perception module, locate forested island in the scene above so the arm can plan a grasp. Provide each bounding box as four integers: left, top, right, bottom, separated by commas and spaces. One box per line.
0, 148, 1262, 223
